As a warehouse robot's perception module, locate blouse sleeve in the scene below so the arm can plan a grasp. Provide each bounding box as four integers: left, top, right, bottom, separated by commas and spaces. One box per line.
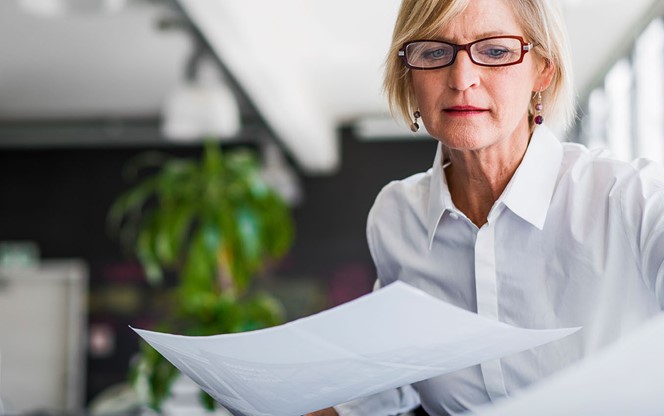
620, 159, 664, 309
337, 186, 421, 415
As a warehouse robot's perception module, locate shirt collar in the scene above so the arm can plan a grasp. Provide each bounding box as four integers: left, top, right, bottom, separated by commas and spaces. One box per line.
500, 124, 563, 230
425, 124, 563, 248
426, 143, 453, 249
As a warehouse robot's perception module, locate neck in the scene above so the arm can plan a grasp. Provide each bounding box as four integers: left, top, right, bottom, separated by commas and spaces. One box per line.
444, 127, 532, 227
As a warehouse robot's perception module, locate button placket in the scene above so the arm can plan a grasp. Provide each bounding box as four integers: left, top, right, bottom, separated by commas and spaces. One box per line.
475, 215, 508, 401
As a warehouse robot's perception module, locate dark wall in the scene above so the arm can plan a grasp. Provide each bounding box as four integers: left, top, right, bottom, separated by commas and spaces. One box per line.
0, 127, 437, 403
285, 129, 438, 298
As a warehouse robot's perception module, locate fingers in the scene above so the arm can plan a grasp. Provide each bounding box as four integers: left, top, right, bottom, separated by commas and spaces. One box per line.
305, 408, 339, 416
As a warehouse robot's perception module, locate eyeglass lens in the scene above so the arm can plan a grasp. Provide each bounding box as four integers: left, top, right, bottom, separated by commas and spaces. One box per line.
405, 37, 524, 69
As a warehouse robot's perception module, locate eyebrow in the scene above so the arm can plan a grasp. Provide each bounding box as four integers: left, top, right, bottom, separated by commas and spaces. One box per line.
435, 31, 518, 43
477, 30, 512, 38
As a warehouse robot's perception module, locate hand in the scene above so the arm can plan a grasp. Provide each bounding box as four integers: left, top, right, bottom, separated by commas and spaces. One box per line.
306, 408, 339, 416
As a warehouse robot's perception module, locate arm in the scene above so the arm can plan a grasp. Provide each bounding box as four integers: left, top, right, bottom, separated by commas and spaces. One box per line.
333, 385, 421, 415
306, 386, 421, 415
316, 185, 421, 415
305, 385, 420, 416
621, 160, 664, 308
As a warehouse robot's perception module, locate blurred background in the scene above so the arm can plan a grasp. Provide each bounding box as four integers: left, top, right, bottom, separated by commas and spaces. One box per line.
0, 0, 662, 414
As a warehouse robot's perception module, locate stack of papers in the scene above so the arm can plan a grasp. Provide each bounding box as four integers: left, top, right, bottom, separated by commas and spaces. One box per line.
133, 281, 578, 415
474, 312, 664, 416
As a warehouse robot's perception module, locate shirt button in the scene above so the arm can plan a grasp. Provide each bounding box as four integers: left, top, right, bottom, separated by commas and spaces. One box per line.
449, 212, 459, 220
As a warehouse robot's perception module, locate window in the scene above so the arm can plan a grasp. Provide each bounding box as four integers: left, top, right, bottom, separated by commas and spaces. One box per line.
576, 17, 664, 163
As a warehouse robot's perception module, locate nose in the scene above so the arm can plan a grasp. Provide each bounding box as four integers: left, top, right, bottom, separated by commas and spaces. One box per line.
447, 50, 479, 91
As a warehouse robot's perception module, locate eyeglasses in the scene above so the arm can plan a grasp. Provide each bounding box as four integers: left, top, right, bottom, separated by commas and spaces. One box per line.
398, 35, 533, 70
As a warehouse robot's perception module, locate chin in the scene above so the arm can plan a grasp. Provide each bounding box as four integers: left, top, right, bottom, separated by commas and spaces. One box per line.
431, 125, 493, 151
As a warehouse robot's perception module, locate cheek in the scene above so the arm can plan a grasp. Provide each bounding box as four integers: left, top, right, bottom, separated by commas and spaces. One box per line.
489, 72, 536, 115
512, 84, 538, 116
411, 73, 441, 108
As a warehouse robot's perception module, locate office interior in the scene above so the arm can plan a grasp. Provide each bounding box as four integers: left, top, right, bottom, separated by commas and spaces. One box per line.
0, 0, 662, 414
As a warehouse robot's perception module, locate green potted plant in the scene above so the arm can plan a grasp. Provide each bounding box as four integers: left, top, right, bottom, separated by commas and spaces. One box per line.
108, 141, 294, 411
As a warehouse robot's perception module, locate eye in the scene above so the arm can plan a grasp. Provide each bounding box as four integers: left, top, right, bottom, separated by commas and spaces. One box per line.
420, 47, 452, 62
422, 47, 452, 61
405, 42, 455, 67
472, 39, 521, 64
477, 46, 510, 60
484, 48, 508, 58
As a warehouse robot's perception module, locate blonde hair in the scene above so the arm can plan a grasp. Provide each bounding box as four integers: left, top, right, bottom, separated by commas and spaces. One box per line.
384, 0, 576, 130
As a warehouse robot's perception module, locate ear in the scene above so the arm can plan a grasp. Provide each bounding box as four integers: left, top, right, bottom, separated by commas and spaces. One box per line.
535, 57, 556, 92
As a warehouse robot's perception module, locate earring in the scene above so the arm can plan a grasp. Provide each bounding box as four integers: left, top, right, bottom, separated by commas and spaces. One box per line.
410, 110, 421, 132
534, 91, 544, 125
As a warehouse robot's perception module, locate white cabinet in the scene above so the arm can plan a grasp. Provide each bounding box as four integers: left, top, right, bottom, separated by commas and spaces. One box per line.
0, 260, 87, 415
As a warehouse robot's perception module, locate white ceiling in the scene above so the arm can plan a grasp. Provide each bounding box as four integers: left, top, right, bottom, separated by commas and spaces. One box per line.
0, 0, 190, 119
0, 0, 660, 173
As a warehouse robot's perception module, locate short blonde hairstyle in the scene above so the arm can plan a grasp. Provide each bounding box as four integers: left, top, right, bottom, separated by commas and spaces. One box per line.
384, 0, 576, 131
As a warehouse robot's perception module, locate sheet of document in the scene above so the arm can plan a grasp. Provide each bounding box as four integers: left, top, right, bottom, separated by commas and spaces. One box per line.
132, 281, 579, 416
473, 312, 664, 416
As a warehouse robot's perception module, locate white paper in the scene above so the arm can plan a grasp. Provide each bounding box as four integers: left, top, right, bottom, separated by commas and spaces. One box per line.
473, 312, 664, 416
132, 281, 579, 416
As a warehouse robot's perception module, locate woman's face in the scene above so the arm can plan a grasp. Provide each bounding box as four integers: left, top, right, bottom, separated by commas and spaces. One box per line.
411, 0, 551, 151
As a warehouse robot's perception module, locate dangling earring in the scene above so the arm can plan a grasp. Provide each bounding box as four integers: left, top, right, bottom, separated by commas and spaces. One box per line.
410, 110, 421, 132
533, 91, 544, 125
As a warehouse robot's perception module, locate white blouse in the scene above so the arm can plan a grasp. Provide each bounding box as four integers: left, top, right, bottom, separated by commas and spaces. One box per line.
336, 124, 664, 415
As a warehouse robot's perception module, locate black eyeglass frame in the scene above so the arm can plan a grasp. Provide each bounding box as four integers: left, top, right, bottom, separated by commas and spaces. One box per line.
398, 35, 534, 70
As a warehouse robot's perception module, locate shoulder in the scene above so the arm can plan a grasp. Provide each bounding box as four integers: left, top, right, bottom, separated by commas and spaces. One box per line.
560, 142, 628, 178
366, 169, 434, 282
559, 142, 664, 194
366, 169, 433, 257
369, 170, 432, 224
558, 143, 664, 233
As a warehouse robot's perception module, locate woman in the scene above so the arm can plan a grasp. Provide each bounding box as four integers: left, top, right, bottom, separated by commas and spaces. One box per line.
310, 0, 664, 414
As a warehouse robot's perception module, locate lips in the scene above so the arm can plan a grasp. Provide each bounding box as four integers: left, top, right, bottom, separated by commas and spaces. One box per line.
443, 105, 488, 114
